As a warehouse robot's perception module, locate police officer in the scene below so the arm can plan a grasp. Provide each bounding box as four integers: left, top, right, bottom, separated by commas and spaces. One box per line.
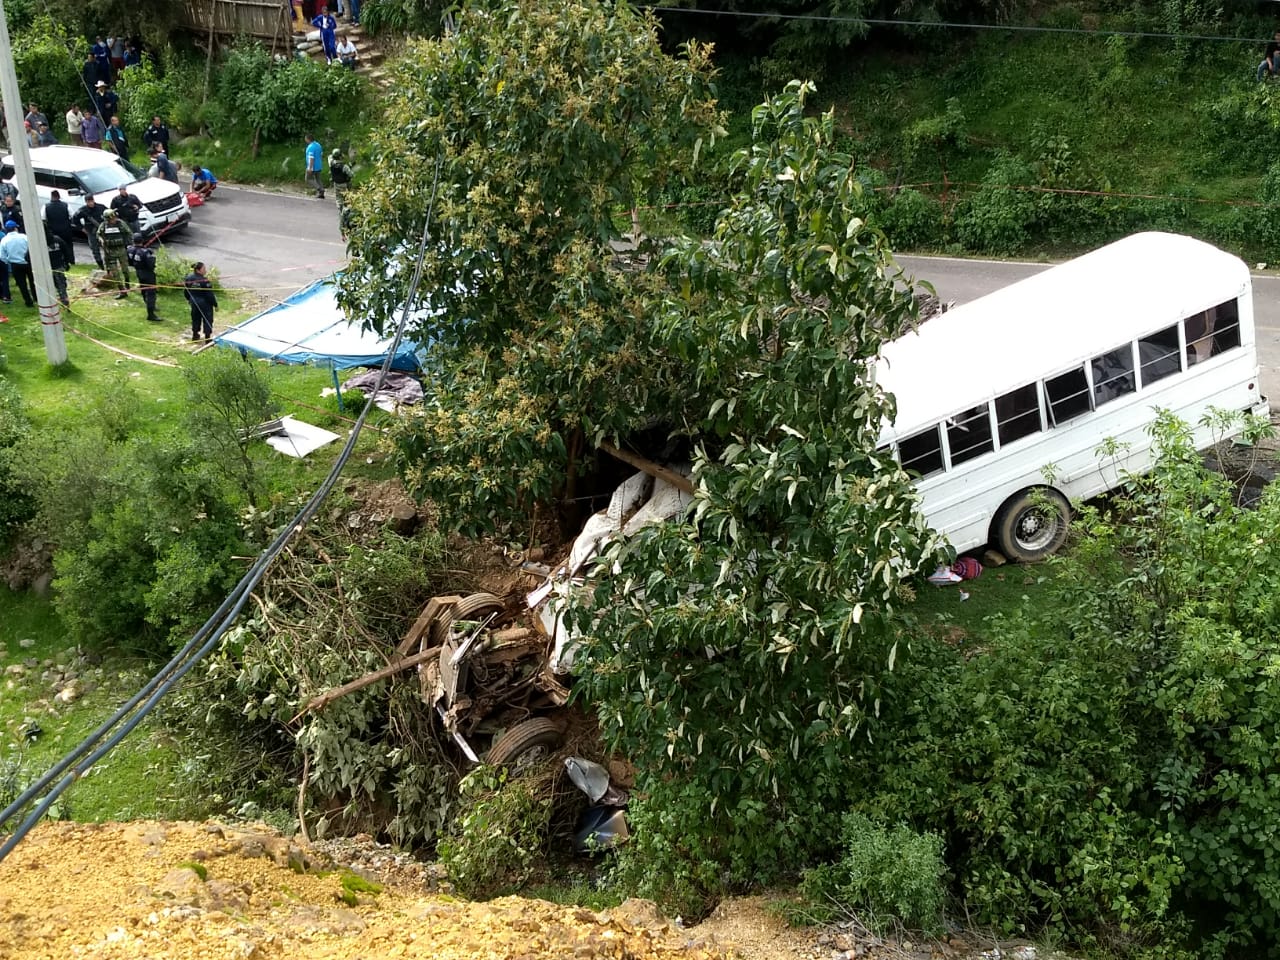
72, 195, 106, 269
330, 149, 352, 205
96, 209, 133, 299
183, 261, 217, 342
46, 232, 71, 307
127, 241, 160, 322
111, 186, 142, 233
45, 189, 75, 266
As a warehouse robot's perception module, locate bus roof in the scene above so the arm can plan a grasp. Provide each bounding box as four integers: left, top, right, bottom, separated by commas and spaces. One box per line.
876, 232, 1251, 436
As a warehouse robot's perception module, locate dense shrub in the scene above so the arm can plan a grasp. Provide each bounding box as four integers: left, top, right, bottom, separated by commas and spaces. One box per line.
216, 41, 363, 143
438, 765, 559, 898
854, 413, 1280, 956
114, 60, 177, 135
176, 512, 462, 845
1254, 161, 1280, 257
901, 97, 967, 172
1200, 85, 1274, 175
879, 188, 944, 250
0, 378, 36, 545
953, 152, 1037, 254
362, 0, 451, 36
795, 813, 947, 933
1027, 125, 1119, 247
182, 350, 279, 507
42, 435, 245, 654
11, 17, 87, 119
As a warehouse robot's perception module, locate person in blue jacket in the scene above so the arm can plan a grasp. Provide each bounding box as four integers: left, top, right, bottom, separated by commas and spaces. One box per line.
311, 6, 338, 63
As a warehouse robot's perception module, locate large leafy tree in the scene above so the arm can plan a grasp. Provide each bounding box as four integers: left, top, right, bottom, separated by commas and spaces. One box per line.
574, 82, 945, 910
41, 0, 183, 42
340, 0, 720, 535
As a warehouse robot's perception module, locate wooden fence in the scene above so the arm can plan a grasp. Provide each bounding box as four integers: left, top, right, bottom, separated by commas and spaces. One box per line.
180, 0, 294, 43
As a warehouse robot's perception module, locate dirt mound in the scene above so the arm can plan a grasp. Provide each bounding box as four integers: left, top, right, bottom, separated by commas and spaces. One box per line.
0, 821, 726, 960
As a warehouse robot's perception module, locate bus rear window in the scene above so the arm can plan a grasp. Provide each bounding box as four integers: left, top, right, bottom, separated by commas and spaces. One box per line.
898, 426, 944, 478
1139, 325, 1182, 386
1046, 367, 1092, 425
1185, 299, 1241, 364
1092, 345, 1135, 406
995, 384, 1041, 446
947, 404, 994, 466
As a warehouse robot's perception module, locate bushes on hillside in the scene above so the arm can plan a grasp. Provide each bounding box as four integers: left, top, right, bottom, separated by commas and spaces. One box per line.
4, 359, 278, 655
795, 814, 947, 933
174, 508, 462, 845
11, 16, 87, 118
953, 152, 1037, 254
0, 378, 36, 547
217, 42, 363, 142
851, 413, 1280, 955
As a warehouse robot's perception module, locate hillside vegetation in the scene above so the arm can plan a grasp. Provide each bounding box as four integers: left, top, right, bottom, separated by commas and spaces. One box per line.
670, 9, 1280, 260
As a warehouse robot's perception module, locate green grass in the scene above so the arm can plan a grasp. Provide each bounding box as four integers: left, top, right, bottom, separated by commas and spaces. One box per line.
908, 558, 1061, 646
170, 102, 379, 189
0, 589, 212, 822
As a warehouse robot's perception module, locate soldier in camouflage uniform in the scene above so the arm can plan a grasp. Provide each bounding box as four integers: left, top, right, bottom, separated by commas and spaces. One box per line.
96, 209, 132, 299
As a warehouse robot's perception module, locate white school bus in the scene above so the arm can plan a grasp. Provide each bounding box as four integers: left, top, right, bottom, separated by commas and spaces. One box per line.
876, 232, 1270, 562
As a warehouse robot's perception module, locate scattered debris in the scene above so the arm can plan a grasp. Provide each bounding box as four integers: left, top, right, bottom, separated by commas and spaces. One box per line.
248, 415, 342, 458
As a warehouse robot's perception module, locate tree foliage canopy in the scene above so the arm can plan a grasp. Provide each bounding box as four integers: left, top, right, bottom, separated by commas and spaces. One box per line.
573, 82, 944, 908
340, 0, 721, 535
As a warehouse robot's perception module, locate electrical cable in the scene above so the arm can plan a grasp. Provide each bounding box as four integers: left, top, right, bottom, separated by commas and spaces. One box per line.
638, 5, 1277, 44
0, 158, 443, 863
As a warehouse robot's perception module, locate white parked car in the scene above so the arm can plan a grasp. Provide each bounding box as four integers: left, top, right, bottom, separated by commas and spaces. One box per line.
1, 145, 191, 238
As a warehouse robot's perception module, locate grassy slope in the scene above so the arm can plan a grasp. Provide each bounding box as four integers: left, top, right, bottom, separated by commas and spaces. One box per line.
0, 262, 394, 823
713, 16, 1269, 255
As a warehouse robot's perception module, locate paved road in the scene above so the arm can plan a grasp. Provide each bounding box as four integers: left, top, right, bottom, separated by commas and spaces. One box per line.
898, 253, 1280, 403
89, 182, 1279, 399
76, 183, 346, 303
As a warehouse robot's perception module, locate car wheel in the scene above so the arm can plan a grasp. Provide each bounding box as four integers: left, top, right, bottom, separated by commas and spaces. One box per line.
486, 718, 564, 774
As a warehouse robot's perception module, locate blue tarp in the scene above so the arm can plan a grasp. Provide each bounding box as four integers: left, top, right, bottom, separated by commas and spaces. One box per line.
214, 276, 421, 371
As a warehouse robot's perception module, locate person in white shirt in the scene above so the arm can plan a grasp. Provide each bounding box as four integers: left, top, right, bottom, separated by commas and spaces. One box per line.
337, 33, 357, 70
65, 105, 83, 145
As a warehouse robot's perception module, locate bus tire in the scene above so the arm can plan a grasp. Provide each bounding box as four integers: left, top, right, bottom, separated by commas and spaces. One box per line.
486, 718, 564, 773
993, 488, 1070, 562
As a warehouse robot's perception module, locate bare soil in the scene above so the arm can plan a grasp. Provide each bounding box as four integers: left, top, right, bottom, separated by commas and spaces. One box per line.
0, 820, 727, 960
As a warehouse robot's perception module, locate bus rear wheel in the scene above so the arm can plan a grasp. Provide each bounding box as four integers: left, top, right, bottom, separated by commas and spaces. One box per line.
994, 488, 1070, 562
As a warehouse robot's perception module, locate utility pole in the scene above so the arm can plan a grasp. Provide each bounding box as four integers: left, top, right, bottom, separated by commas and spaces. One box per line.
0, 0, 68, 366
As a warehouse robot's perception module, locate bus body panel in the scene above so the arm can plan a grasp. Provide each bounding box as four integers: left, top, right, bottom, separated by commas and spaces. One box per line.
879, 233, 1266, 556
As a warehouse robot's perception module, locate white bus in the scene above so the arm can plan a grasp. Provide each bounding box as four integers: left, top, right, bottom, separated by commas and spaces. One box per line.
876, 232, 1269, 562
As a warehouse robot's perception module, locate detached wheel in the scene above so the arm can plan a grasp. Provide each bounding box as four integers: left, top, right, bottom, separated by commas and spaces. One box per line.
994, 488, 1070, 562
486, 718, 564, 773
431, 591, 504, 646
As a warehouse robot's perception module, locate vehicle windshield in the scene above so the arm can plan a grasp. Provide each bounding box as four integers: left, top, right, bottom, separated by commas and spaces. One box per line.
78, 161, 139, 194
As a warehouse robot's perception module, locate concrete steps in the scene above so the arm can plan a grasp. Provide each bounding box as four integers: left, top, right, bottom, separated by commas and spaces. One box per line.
291, 22, 390, 85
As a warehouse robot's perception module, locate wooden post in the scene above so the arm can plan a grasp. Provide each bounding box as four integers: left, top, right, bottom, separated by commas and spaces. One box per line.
202, 1, 218, 104
598, 442, 695, 494
293, 645, 442, 719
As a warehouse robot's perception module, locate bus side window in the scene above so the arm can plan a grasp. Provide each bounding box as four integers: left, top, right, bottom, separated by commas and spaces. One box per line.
898, 425, 945, 478
1092, 345, 1135, 406
947, 403, 994, 466
1138, 325, 1182, 386
1185, 299, 1240, 364
1045, 367, 1092, 425
995, 383, 1041, 446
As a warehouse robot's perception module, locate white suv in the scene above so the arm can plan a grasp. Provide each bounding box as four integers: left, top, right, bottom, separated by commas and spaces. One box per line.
1, 145, 191, 238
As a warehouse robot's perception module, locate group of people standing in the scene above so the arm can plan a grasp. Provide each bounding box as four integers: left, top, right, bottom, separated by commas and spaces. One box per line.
0, 190, 71, 309
309, 5, 360, 69
2, 185, 217, 341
